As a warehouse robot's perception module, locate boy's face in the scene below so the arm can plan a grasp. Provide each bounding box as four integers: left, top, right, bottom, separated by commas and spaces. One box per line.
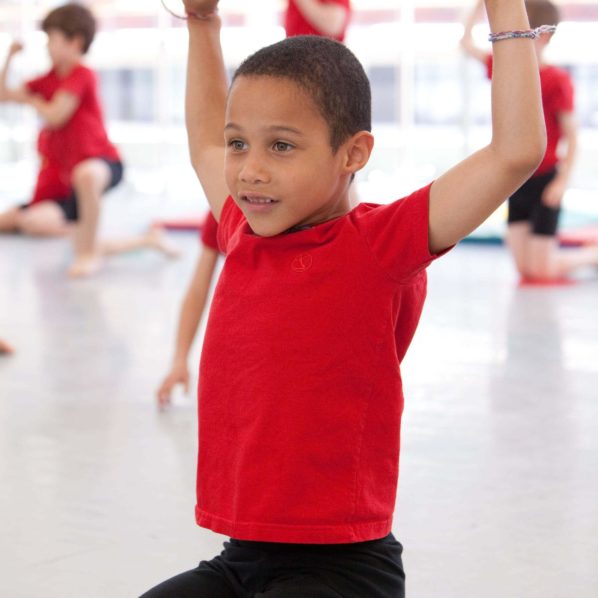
46, 29, 83, 67
224, 76, 354, 237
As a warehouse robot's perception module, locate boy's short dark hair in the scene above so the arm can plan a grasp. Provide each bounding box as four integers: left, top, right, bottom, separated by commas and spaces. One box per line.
525, 0, 561, 29
233, 36, 371, 153
41, 3, 96, 54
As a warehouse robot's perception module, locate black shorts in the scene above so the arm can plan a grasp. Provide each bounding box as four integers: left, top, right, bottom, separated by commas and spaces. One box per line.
140, 533, 405, 598
508, 169, 560, 236
20, 158, 124, 222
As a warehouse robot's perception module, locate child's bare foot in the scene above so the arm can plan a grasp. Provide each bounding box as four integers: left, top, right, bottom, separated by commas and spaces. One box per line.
147, 226, 180, 259
68, 254, 103, 278
0, 339, 14, 355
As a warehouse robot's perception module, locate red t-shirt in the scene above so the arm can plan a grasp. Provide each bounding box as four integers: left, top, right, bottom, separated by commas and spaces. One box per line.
29, 159, 72, 204
200, 211, 220, 251
285, 0, 351, 42
486, 55, 574, 175
26, 64, 120, 200
195, 184, 448, 544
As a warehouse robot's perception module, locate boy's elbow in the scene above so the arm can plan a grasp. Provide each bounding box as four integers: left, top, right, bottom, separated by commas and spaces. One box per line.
521, 133, 547, 174
497, 131, 546, 178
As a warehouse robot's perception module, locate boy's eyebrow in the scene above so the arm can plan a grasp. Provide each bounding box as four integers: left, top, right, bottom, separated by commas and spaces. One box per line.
224, 123, 305, 137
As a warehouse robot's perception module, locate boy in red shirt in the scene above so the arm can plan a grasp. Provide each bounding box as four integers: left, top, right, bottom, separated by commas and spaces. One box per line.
0, 4, 175, 276
462, 0, 598, 280
141, 0, 545, 596
284, 0, 351, 42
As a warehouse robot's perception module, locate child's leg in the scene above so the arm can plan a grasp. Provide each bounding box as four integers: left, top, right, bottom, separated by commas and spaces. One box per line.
527, 234, 598, 278
257, 535, 405, 598
0, 203, 67, 236
139, 567, 237, 598
69, 158, 112, 277
16, 202, 69, 237
98, 226, 180, 258
0, 207, 21, 233
505, 221, 532, 277
509, 191, 598, 279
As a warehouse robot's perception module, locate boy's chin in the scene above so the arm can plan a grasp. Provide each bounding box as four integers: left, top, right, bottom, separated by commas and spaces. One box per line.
246, 219, 287, 238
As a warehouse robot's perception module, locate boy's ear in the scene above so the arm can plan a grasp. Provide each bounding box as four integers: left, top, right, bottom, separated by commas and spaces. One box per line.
70, 33, 86, 53
343, 131, 374, 175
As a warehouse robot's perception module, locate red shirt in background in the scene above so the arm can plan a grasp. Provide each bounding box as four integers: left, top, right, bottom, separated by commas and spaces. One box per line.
195, 184, 450, 544
486, 55, 574, 176
26, 64, 120, 203
285, 0, 351, 42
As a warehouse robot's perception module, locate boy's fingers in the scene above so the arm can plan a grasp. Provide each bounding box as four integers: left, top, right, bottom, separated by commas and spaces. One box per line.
157, 380, 173, 404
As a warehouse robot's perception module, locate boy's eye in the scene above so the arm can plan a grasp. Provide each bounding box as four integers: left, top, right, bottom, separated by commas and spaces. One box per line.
228, 140, 247, 151
273, 141, 293, 152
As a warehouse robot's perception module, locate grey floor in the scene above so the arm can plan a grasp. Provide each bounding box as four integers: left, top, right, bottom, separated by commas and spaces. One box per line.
1, 219, 597, 597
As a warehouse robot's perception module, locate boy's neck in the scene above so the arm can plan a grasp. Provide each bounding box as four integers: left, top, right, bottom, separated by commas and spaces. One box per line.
55, 56, 82, 77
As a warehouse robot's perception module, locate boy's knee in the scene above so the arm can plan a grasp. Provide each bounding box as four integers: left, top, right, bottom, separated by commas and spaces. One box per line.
71, 161, 108, 193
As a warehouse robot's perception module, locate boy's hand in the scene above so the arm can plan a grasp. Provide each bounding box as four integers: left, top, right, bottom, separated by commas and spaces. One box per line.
157, 362, 190, 409
8, 41, 23, 57
182, 0, 219, 18
542, 177, 566, 208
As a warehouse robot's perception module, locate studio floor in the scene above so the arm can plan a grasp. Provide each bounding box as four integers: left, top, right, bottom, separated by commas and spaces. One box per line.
1, 217, 597, 597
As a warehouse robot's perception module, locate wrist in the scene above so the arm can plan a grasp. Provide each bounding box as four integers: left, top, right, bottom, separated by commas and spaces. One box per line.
186, 11, 220, 28
172, 354, 189, 367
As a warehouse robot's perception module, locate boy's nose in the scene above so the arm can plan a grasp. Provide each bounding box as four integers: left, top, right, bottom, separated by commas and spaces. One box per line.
239, 154, 269, 184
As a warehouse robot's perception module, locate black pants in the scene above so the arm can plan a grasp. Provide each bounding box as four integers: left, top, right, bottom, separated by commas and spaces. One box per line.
140, 533, 405, 598
19, 158, 124, 222
508, 169, 560, 236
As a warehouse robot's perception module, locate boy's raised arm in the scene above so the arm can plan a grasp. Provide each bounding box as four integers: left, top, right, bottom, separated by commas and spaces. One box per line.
184, 1, 229, 220
428, 0, 546, 254
0, 42, 29, 103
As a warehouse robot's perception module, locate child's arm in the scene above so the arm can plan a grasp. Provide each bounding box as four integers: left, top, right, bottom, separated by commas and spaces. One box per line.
26, 93, 80, 129
0, 42, 29, 103
157, 245, 220, 408
428, 0, 546, 254
542, 112, 577, 208
460, 0, 489, 64
1, 41, 79, 127
292, 0, 348, 38
183, 1, 229, 220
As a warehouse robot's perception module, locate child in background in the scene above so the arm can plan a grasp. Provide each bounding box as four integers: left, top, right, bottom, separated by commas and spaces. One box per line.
156, 212, 221, 409
141, 0, 545, 596
0, 3, 176, 276
462, 0, 598, 281
284, 0, 351, 42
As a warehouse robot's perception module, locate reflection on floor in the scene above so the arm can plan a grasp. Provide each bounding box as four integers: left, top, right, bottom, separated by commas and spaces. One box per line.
0, 230, 597, 598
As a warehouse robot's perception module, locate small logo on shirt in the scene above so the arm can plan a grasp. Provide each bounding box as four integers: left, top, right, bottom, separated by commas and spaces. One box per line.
292, 254, 313, 272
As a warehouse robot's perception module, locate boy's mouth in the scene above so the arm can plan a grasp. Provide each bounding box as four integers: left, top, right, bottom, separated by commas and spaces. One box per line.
241, 194, 278, 205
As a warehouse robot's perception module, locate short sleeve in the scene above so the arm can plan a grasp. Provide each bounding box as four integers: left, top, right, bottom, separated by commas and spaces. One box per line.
216, 196, 246, 255
200, 211, 220, 251
26, 72, 52, 95
354, 183, 445, 283
58, 66, 93, 99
